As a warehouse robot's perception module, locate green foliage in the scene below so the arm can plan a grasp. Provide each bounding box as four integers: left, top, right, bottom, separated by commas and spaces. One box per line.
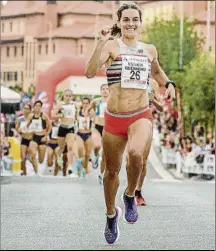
27, 86, 35, 96
142, 15, 214, 133
180, 53, 215, 127
142, 15, 204, 75
9, 84, 22, 93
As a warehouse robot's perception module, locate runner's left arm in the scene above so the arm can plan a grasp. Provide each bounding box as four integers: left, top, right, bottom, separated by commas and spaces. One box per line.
151, 79, 164, 112
43, 114, 52, 137
150, 45, 176, 100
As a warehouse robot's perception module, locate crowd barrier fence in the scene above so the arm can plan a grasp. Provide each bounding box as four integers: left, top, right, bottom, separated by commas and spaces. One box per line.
160, 146, 215, 177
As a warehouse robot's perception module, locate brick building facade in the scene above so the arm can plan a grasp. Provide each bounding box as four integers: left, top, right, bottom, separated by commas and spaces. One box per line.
0, 1, 215, 92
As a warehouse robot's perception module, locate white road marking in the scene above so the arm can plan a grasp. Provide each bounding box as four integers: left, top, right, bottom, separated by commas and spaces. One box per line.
150, 178, 181, 183
148, 147, 175, 180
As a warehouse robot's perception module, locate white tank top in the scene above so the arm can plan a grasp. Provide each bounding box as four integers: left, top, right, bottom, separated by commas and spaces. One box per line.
19, 116, 29, 133
61, 101, 76, 119
106, 39, 151, 89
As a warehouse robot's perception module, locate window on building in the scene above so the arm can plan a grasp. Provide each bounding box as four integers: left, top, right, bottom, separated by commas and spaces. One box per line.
21, 71, 23, 82
53, 43, 56, 53
10, 22, 13, 32
7, 72, 13, 81
21, 46, 24, 56
6, 47, 10, 57
14, 72, 18, 81
38, 45, 42, 54
4, 72, 7, 81
46, 44, 48, 54
2, 23, 4, 33
80, 44, 83, 55
14, 46, 17, 57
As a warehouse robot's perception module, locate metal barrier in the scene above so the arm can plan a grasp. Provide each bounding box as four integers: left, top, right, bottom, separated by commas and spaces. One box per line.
182, 154, 203, 175
161, 147, 177, 165
152, 128, 161, 149
181, 153, 215, 177
160, 145, 215, 177
1, 156, 13, 176
202, 154, 215, 176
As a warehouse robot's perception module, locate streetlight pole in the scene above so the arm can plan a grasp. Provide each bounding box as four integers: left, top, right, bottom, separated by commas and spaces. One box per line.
178, 1, 184, 137
179, 1, 184, 71
206, 1, 211, 54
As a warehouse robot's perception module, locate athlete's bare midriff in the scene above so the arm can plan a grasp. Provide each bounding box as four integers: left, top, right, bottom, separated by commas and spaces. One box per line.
21, 132, 33, 140
60, 118, 75, 126
34, 130, 47, 136
107, 84, 149, 113
78, 128, 92, 134
49, 138, 58, 144
95, 117, 104, 126
105, 39, 153, 113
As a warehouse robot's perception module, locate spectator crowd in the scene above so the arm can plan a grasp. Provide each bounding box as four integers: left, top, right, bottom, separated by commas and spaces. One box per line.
1, 84, 215, 181
152, 97, 215, 179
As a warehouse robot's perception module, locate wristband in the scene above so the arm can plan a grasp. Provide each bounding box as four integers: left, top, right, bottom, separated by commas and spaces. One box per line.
165, 80, 176, 89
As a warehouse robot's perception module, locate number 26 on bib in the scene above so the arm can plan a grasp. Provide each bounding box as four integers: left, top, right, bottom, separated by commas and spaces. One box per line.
121, 55, 149, 90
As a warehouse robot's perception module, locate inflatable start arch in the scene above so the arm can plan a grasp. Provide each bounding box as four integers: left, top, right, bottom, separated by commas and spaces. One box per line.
33, 56, 106, 117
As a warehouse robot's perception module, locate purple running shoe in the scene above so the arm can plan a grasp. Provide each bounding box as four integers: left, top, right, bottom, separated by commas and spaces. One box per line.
122, 192, 139, 224
104, 206, 122, 244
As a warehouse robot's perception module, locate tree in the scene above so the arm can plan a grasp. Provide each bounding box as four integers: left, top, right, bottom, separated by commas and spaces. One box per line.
142, 15, 215, 136
142, 15, 204, 77
180, 53, 215, 135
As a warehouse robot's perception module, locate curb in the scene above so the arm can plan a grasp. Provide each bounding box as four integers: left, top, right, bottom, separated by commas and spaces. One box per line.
166, 168, 185, 180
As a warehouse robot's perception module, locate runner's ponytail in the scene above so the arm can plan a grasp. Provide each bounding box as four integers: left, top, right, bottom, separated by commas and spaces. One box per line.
110, 24, 121, 37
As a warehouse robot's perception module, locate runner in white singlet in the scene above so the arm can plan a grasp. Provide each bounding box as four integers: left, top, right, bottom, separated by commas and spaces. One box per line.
15, 104, 33, 175
85, 2, 176, 244
88, 84, 109, 184
75, 97, 94, 177
54, 90, 78, 177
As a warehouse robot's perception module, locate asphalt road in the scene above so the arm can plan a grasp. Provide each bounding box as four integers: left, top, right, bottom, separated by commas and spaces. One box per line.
1, 161, 215, 250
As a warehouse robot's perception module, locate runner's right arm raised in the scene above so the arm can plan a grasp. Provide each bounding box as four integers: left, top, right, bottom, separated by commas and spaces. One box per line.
85, 27, 112, 78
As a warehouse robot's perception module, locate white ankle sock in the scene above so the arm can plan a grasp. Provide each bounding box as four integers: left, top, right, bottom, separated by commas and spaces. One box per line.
107, 212, 116, 218
125, 192, 134, 198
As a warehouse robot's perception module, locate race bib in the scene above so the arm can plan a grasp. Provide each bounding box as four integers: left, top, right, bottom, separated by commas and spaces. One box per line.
51, 126, 58, 139
63, 105, 75, 118
20, 121, 28, 133
29, 119, 43, 132
79, 117, 90, 130
121, 55, 149, 89
99, 103, 107, 118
